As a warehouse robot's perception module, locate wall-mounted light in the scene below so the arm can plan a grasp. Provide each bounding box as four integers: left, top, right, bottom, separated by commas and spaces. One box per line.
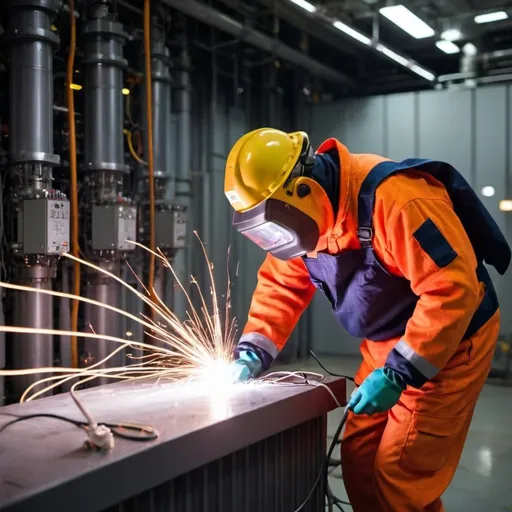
122, 88, 130, 95
70, 83, 82, 91
481, 186, 495, 197
499, 200, 512, 211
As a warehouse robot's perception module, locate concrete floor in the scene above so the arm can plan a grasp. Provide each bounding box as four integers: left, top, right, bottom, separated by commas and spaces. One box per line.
278, 355, 512, 512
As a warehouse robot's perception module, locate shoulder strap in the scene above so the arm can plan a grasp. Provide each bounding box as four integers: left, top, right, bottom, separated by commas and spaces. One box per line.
357, 158, 511, 275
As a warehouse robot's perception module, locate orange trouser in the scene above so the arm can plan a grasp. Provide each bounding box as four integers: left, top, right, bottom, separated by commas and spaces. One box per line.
341, 310, 500, 512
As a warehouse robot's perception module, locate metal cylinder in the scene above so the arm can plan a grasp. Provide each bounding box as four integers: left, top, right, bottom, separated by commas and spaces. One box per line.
11, 265, 54, 400
83, 14, 129, 177
174, 45, 192, 319
5, 0, 60, 166
141, 24, 173, 188
82, 261, 124, 386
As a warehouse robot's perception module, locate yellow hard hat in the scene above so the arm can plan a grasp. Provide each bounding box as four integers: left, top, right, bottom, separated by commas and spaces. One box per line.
224, 128, 309, 212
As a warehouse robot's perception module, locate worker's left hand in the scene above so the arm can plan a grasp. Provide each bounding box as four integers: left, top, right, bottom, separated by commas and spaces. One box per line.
347, 367, 405, 415
229, 349, 263, 383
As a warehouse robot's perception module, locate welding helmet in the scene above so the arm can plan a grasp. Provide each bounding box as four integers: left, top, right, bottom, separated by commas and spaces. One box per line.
224, 128, 334, 260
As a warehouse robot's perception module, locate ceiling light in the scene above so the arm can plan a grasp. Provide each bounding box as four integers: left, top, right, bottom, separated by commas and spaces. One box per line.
288, 0, 317, 13
441, 28, 462, 41
436, 40, 460, 54
332, 20, 372, 46
410, 64, 436, 81
122, 88, 130, 95
375, 43, 410, 67
474, 11, 508, 24
481, 186, 495, 197
379, 5, 435, 39
499, 199, 512, 211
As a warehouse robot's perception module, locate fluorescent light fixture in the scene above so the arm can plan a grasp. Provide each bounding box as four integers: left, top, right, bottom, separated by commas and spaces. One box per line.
288, 0, 317, 13
410, 64, 436, 81
436, 40, 460, 54
332, 20, 372, 46
375, 43, 410, 67
441, 28, 462, 41
474, 11, 508, 24
499, 199, 512, 211
481, 186, 496, 197
379, 5, 435, 39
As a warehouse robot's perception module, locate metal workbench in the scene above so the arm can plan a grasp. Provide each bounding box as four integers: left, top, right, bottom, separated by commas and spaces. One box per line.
0, 376, 346, 512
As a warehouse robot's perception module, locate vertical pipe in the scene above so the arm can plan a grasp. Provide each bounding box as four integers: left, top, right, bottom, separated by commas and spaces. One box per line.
174, 41, 192, 319
11, 266, 54, 399
5, 0, 61, 399
82, 6, 129, 372
59, 263, 71, 368
82, 261, 122, 386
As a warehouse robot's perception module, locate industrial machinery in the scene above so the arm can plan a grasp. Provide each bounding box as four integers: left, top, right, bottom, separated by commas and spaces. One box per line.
3, 0, 70, 400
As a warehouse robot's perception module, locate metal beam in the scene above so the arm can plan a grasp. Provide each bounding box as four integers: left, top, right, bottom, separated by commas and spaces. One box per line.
160, 0, 360, 89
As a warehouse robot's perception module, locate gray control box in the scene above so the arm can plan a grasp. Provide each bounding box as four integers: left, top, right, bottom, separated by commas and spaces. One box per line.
92, 204, 137, 251
22, 198, 70, 255
155, 208, 187, 250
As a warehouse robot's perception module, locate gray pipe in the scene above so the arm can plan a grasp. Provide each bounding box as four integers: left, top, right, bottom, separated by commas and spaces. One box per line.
141, 24, 172, 192
59, 262, 71, 369
82, 261, 123, 386
160, 0, 359, 89
11, 265, 54, 400
6, 0, 60, 166
83, 13, 129, 177
173, 45, 192, 319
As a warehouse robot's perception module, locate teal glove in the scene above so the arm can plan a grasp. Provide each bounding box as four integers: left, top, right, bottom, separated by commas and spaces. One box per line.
230, 349, 263, 383
348, 367, 405, 415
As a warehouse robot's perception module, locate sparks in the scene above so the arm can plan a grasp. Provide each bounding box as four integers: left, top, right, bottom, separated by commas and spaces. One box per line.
0, 233, 239, 402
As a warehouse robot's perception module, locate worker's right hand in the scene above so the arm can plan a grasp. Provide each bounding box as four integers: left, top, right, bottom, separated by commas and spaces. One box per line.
230, 349, 263, 383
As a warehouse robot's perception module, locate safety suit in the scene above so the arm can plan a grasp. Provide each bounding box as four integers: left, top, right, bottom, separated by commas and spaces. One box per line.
232, 137, 510, 511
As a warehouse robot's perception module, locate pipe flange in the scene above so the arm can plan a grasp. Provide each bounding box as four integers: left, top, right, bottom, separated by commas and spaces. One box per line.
81, 54, 128, 69
3, 27, 60, 49
81, 161, 130, 174
137, 169, 171, 180
10, 151, 60, 166
15, 263, 56, 282
4, 0, 62, 14
83, 18, 127, 41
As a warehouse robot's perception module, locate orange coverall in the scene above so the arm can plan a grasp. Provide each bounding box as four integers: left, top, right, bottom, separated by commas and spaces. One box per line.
240, 139, 502, 511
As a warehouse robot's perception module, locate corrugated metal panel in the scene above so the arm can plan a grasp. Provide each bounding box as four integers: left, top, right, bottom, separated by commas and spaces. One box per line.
308, 84, 512, 350
105, 416, 326, 512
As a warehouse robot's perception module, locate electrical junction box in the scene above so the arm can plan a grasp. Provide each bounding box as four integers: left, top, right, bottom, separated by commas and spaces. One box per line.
22, 198, 70, 255
92, 204, 137, 251
155, 207, 187, 250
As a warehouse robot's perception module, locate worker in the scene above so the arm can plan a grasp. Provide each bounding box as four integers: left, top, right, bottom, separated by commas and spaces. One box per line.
225, 128, 510, 512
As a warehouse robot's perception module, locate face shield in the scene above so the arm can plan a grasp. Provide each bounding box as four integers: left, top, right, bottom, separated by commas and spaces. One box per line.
232, 140, 323, 261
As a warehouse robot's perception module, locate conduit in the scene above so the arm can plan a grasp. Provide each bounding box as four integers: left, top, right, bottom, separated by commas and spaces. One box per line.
66, 0, 80, 369
143, 0, 157, 311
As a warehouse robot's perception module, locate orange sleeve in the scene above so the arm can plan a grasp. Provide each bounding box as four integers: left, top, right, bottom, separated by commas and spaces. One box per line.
240, 253, 316, 360
384, 197, 482, 388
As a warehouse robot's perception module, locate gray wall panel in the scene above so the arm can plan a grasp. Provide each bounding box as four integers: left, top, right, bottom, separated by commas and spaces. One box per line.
385, 92, 417, 160
417, 89, 474, 182
308, 85, 512, 355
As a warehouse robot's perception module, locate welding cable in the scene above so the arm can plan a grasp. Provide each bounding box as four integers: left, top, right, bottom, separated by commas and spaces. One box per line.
309, 350, 355, 382
124, 129, 147, 165
143, 0, 157, 315
66, 0, 80, 369
0, 413, 158, 442
293, 408, 350, 512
